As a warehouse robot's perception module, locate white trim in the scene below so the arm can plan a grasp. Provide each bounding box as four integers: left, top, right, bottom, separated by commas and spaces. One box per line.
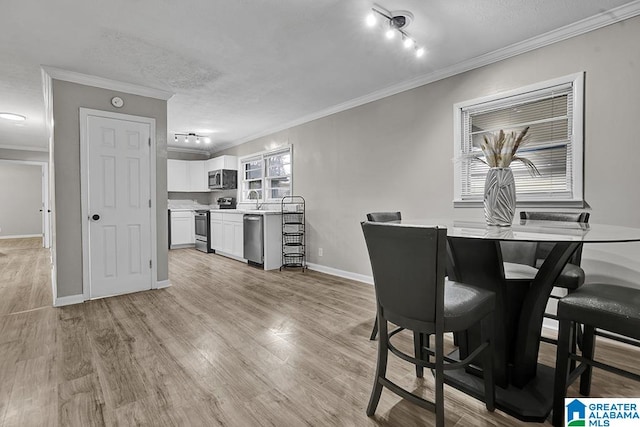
79, 108, 157, 299
54, 294, 85, 307
42, 68, 57, 305
156, 280, 171, 289
0, 144, 48, 152
454, 199, 585, 209
238, 144, 292, 203
42, 66, 174, 101
452, 72, 585, 205
453, 72, 584, 111
306, 262, 373, 285
167, 146, 211, 155
213, 2, 640, 152
0, 234, 42, 239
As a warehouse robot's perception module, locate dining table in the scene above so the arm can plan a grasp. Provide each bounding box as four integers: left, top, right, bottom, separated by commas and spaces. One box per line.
396, 218, 640, 422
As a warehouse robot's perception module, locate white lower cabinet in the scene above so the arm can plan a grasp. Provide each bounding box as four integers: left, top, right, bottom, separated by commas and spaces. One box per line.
209, 211, 282, 269
170, 211, 195, 247
222, 221, 234, 254
211, 212, 243, 258
210, 213, 223, 251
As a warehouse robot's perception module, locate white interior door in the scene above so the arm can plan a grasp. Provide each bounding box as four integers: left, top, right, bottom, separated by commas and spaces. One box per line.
85, 113, 152, 298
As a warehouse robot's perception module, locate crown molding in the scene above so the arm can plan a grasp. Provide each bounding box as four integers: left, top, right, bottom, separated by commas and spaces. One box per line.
217, 1, 640, 152
0, 143, 49, 152
167, 146, 212, 155
41, 66, 174, 101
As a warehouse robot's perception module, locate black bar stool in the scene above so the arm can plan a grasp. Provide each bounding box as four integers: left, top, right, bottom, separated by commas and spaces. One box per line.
362, 222, 496, 427
552, 283, 640, 427
365, 211, 402, 341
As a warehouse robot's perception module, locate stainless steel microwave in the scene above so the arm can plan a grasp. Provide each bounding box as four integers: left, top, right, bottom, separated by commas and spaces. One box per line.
208, 169, 237, 190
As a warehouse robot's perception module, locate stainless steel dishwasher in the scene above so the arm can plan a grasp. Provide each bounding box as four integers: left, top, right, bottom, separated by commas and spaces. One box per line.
243, 214, 264, 265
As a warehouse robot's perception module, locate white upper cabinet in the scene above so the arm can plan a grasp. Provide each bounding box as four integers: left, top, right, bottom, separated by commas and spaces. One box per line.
168, 155, 237, 192
168, 159, 207, 192
189, 161, 208, 192
206, 155, 238, 172
167, 159, 190, 192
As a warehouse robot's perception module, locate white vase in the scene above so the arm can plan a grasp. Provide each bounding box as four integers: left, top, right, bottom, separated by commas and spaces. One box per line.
484, 167, 516, 226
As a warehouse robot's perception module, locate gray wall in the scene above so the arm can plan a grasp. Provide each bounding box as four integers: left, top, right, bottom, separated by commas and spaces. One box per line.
52, 79, 168, 298
215, 17, 640, 286
0, 162, 42, 237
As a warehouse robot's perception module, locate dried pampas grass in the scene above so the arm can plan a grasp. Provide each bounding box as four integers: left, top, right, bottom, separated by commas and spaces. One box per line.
474, 126, 540, 176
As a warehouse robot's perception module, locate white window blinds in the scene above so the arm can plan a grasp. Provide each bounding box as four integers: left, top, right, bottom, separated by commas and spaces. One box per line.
454, 73, 584, 206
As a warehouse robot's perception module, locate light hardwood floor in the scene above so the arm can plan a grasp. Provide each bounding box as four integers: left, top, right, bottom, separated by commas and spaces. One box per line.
1, 238, 639, 426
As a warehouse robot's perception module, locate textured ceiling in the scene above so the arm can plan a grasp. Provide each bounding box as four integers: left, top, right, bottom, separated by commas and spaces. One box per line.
0, 0, 637, 153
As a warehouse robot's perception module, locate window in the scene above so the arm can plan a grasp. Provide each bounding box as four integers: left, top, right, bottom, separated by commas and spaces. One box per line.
241, 146, 292, 202
453, 73, 584, 207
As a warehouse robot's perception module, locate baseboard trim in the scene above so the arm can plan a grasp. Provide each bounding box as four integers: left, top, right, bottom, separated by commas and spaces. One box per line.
54, 294, 85, 307
0, 234, 42, 239
305, 262, 373, 285
155, 280, 171, 289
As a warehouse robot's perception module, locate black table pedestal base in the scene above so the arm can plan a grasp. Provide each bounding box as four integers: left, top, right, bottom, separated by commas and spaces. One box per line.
443, 358, 555, 422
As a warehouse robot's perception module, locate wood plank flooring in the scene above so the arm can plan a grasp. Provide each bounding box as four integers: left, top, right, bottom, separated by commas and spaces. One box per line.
1, 238, 639, 426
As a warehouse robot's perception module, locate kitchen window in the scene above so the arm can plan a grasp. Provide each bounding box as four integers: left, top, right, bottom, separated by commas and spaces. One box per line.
241, 146, 292, 202
453, 73, 584, 207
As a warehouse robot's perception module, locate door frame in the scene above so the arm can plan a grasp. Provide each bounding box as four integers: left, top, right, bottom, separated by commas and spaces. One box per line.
79, 108, 157, 300
0, 159, 50, 247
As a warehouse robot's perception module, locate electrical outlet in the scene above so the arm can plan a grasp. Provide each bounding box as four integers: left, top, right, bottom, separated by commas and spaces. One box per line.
318, 247, 323, 257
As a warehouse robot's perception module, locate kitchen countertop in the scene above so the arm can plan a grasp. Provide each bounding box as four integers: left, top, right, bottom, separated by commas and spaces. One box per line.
211, 209, 282, 215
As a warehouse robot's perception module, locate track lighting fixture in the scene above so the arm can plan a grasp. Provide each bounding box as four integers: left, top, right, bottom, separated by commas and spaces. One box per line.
173, 132, 210, 144
366, 4, 425, 59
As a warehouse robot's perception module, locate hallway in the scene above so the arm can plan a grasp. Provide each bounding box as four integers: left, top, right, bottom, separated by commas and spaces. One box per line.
0, 237, 50, 316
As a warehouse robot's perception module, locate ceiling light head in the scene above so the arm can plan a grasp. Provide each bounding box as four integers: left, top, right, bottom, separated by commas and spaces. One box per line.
416, 47, 425, 58
389, 11, 413, 30
0, 112, 26, 121
403, 37, 414, 49
385, 29, 396, 39
365, 12, 377, 27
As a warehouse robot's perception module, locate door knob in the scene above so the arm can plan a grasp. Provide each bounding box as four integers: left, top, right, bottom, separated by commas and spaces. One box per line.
91, 214, 100, 221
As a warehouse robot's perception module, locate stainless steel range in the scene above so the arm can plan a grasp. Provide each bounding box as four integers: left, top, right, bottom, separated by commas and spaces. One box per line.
194, 210, 213, 253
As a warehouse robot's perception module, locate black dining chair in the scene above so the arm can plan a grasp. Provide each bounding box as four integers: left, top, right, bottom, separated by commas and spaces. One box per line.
362, 222, 495, 427
366, 211, 402, 341
552, 284, 640, 427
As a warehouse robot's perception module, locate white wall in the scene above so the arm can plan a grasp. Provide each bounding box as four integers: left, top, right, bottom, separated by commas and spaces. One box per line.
0, 162, 42, 237
214, 17, 640, 287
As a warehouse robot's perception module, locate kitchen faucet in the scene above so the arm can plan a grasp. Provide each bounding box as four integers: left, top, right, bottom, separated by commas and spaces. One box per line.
247, 189, 261, 210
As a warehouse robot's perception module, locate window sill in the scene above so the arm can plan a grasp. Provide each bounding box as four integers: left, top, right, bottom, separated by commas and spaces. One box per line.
453, 199, 585, 209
